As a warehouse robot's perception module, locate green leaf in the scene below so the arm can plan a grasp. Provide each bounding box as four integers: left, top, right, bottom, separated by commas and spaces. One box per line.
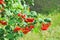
0, 29, 4, 37
8, 17, 16, 25
44, 18, 51, 22
0, 38, 4, 40
38, 18, 43, 23
9, 38, 14, 40
5, 25, 11, 30
33, 20, 37, 24
8, 20, 15, 25
19, 32, 23, 37
6, 33, 14, 39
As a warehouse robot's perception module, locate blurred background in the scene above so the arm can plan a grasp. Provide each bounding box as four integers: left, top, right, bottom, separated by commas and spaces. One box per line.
30, 0, 60, 14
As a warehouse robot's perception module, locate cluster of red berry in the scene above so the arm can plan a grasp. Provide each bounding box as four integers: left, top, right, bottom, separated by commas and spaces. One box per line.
41, 22, 51, 30
0, 20, 7, 25
13, 13, 35, 34
14, 25, 34, 34
0, 0, 4, 4
41, 18, 51, 30
18, 13, 34, 23
18, 13, 26, 19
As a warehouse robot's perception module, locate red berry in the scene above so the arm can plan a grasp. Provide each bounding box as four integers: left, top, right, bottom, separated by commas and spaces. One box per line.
25, 18, 34, 22
21, 14, 26, 19
1, 21, 7, 25
25, 19, 28, 22
18, 13, 22, 17
0, 0, 4, 4
14, 26, 21, 32
24, 30, 30, 34
41, 26, 48, 30
29, 25, 34, 30
0, 0, 3, 1
21, 28, 30, 34
22, 29, 30, 34
25, 27, 30, 31
41, 23, 50, 30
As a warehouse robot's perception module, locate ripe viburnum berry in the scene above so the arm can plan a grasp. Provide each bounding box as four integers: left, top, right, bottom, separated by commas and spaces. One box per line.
23, 29, 30, 34
25, 27, 30, 31
0, 0, 4, 4
1, 20, 7, 25
21, 28, 30, 34
18, 13, 22, 17
29, 25, 34, 30
25, 18, 34, 22
14, 26, 21, 32
21, 14, 26, 19
41, 22, 51, 30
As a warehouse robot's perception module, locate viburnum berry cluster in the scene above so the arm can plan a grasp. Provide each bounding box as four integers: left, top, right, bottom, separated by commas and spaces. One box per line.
0, 0, 37, 40
41, 18, 51, 30
14, 25, 34, 34
14, 13, 35, 34
0, 0, 51, 40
